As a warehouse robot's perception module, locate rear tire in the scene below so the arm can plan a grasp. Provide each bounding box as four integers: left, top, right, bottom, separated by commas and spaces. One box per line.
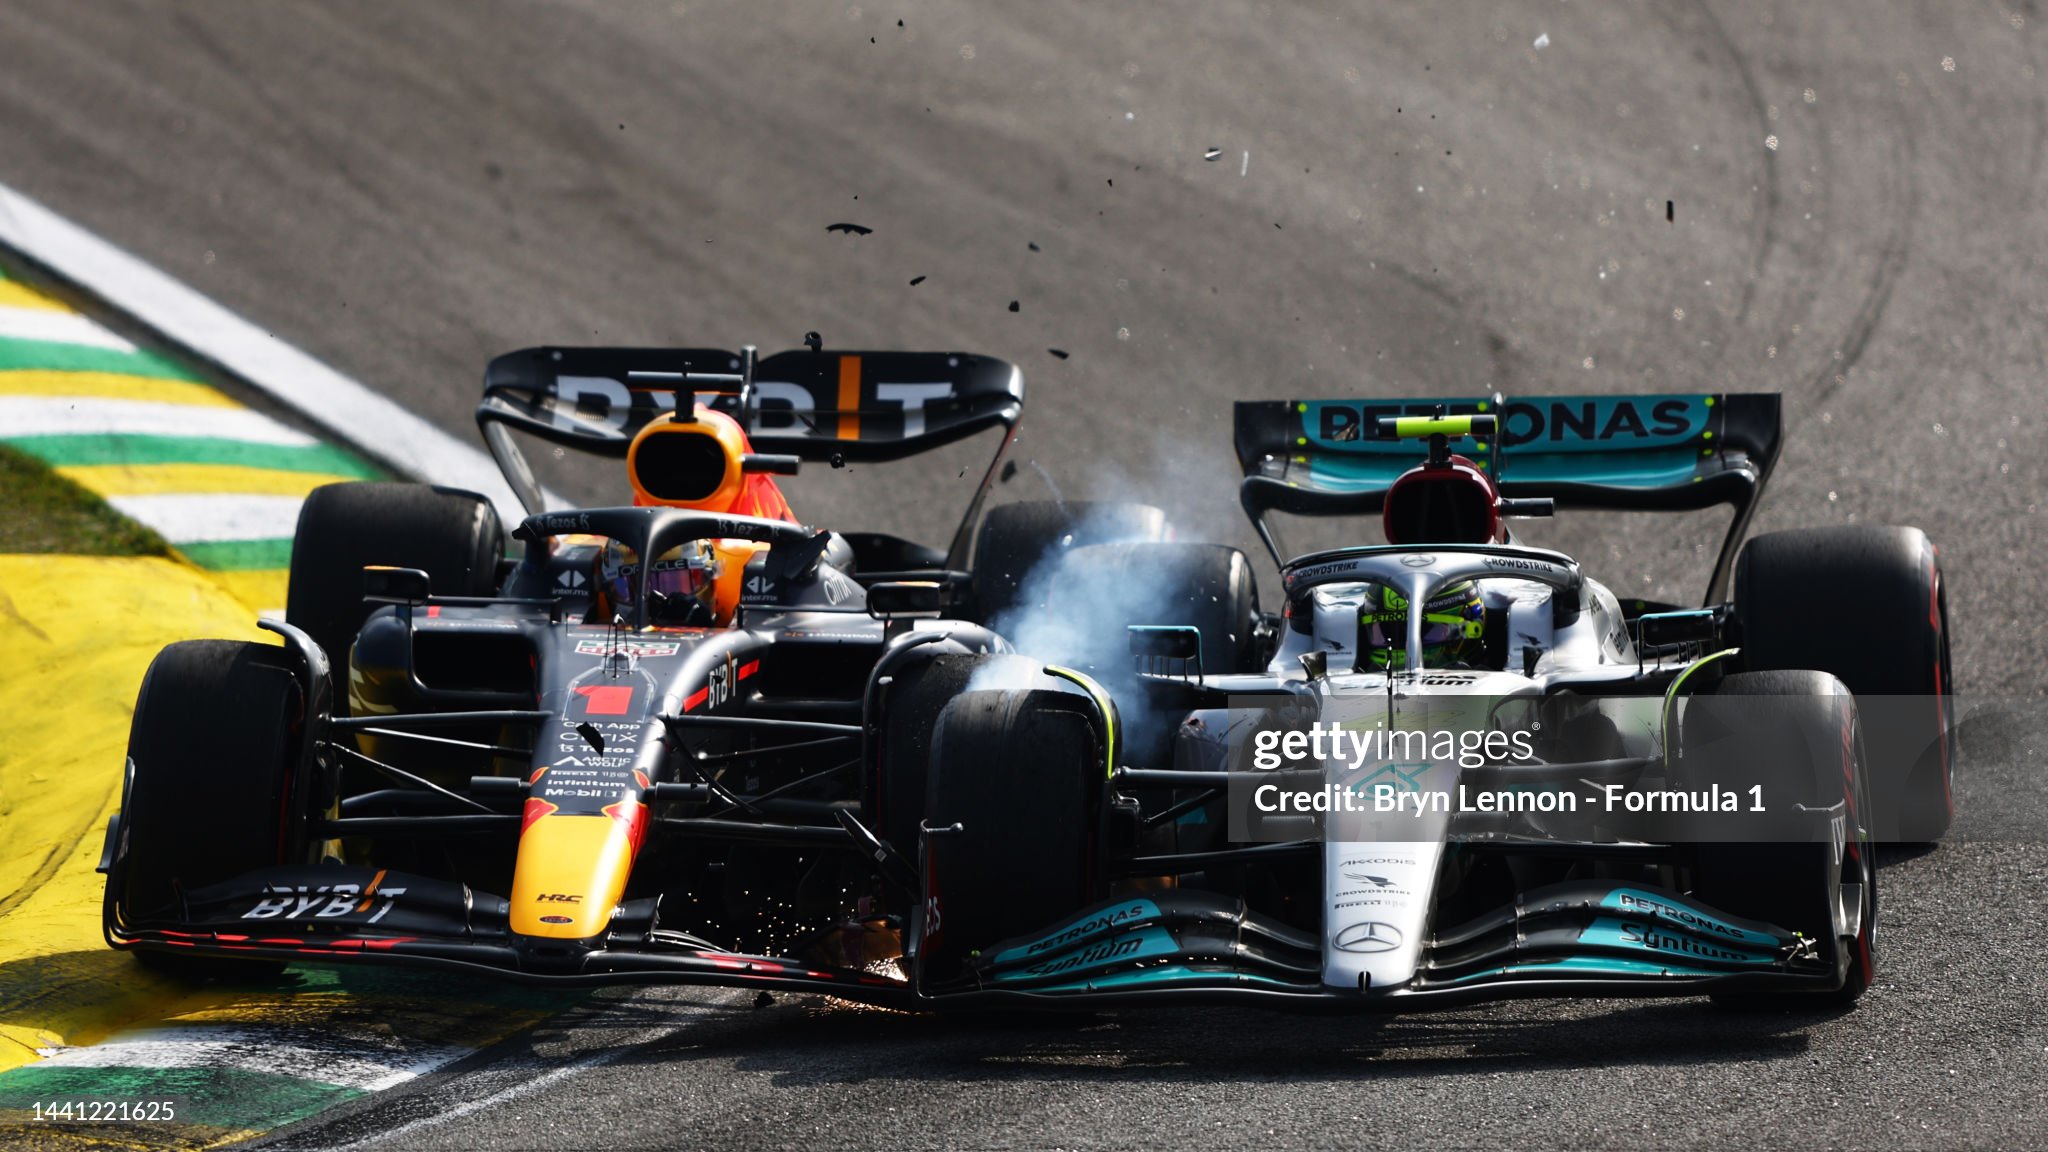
1735, 525, 1954, 842
970, 501, 1167, 624
118, 640, 305, 981
917, 688, 1104, 981
1678, 671, 1877, 1006
285, 482, 504, 670
1040, 541, 1263, 677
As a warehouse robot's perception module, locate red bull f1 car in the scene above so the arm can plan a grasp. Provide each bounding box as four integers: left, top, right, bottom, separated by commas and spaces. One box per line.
101, 363, 1954, 1009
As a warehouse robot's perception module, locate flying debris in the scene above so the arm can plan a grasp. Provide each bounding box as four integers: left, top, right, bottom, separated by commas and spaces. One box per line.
910, 275, 927, 285
1048, 348, 1070, 360
1204, 147, 1223, 161
825, 223, 873, 235
1008, 301, 1020, 313
1534, 32, 1550, 49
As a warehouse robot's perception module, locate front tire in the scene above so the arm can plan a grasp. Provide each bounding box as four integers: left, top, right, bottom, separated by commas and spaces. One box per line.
916, 688, 1104, 982
1677, 670, 1877, 1005
116, 640, 306, 980
872, 653, 1058, 885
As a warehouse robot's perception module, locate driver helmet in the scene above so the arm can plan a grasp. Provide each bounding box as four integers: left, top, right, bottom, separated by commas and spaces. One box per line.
1358, 581, 1486, 670
592, 538, 722, 627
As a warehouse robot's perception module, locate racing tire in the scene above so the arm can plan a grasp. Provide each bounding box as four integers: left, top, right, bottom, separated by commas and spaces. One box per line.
1040, 541, 1263, 677
1677, 670, 1877, 1006
917, 688, 1104, 982
872, 652, 1060, 885
285, 482, 504, 672
1734, 525, 1954, 842
118, 640, 305, 981
970, 500, 1168, 625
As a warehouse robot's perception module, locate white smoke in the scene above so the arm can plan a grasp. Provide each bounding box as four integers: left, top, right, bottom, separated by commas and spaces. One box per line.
968, 500, 1165, 693
965, 422, 1252, 699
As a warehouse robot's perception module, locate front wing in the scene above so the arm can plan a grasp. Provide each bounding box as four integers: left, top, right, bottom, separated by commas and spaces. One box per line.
105, 866, 1843, 1011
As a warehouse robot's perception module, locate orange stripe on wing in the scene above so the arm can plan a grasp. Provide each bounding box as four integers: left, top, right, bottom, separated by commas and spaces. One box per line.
356, 868, 388, 912
836, 355, 861, 440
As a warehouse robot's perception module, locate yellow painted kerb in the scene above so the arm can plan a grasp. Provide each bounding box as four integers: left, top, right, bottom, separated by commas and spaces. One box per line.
0, 370, 240, 408
0, 556, 270, 1072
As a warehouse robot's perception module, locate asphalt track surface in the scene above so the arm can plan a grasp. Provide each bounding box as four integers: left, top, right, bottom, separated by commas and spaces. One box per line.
3, 2, 2046, 1147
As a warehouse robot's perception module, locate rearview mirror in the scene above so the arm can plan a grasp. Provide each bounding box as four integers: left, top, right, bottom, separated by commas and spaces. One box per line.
867, 581, 945, 619
1128, 625, 1203, 662
1638, 609, 1720, 647
363, 566, 431, 602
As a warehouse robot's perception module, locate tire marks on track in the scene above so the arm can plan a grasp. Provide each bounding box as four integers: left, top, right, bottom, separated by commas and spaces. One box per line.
1810, 121, 1918, 407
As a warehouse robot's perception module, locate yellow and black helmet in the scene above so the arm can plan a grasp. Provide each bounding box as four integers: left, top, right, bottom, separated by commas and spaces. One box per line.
1357, 582, 1486, 670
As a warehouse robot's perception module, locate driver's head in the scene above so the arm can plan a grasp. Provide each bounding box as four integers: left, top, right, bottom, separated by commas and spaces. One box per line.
593, 538, 722, 627
1358, 581, 1486, 670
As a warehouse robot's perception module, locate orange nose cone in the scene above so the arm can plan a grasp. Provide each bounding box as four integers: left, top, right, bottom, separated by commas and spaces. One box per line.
509, 801, 647, 938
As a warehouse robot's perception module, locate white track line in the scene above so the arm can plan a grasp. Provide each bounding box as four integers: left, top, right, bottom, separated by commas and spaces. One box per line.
0, 303, 135, 350
0, 181, 535, 524
34, 1024, 472, 1093
0, 395, 317, 444
106, 493, 306, 543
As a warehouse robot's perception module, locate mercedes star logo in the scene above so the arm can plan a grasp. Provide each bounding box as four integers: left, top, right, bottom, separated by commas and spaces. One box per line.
1333, 921, 1404, 953
1399, 554, 1436, 568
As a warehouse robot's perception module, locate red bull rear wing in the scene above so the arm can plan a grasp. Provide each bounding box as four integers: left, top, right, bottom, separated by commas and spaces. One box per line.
476, 344, 1025, 569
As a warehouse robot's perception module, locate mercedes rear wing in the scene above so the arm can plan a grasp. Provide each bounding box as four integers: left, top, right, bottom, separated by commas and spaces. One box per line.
1232, 394, 1782, 602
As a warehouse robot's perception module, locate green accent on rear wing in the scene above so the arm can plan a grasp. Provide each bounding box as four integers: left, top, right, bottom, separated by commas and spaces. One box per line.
1385, 414, 1494, 439
1233, 393, 1782, 604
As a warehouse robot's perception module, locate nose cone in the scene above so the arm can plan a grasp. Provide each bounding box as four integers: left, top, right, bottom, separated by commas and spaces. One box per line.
509, 800, 647, 938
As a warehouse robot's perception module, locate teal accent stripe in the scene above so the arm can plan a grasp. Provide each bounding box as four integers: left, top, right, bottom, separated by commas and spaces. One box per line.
176, 538, 294, 571
0, 1064, 361, 1130
1439, 955, 1728, 984
1, 433, 380, 478
1037, 964, 1301, 992
0, 337, 201, 380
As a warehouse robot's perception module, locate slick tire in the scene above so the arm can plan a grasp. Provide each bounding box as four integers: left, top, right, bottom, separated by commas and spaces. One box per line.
1735, 525, 1955, 842
285, 482, 504, 674
118, 640, 305, 981
970, 500, 1168, 625
872, 652, 1059, 893
1678, 671, 1877, 1006
918, 688, 1104, 982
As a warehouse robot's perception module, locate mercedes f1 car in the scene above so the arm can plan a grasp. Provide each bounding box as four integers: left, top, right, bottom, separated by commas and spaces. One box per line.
101, 369, 1953, 1010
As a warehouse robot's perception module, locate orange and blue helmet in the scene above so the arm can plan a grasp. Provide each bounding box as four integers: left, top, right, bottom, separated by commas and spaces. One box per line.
593, 539, 722, 627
